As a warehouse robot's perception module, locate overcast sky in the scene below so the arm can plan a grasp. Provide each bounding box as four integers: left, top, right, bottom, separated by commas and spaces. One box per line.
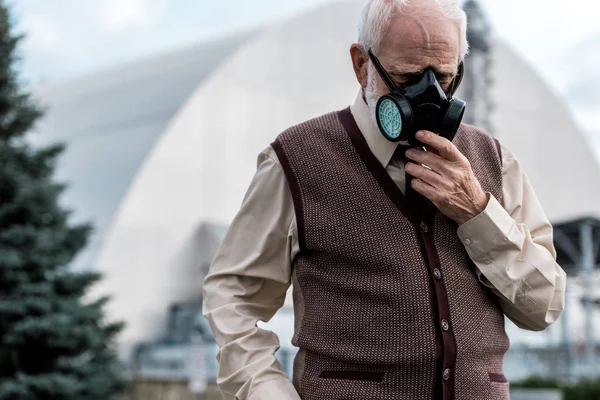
10, 0, 600, 154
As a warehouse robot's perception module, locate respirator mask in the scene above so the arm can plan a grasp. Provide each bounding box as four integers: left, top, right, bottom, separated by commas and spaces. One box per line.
367, 49, 466, 147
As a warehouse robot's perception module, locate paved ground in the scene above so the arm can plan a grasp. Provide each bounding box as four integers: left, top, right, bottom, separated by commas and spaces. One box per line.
204, 382, 223, 400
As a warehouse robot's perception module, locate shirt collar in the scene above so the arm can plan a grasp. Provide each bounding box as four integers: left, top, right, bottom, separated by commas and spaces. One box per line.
350, 89, 409, 168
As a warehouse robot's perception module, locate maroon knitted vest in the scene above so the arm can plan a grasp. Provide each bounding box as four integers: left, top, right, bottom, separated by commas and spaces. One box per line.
272, 108, 510, 400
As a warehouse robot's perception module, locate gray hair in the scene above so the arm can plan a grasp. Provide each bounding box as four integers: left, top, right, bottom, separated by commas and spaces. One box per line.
358, 0, 469, 61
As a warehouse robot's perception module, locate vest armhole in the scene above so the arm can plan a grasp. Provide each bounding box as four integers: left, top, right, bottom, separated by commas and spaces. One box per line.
493, 137, 503, 168
492, 137, 505, 208
271, 139, 307, 254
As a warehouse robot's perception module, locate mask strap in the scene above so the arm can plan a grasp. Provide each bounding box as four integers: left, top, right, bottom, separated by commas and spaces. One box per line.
367, 49, 401, 92
448, 61, 464, 98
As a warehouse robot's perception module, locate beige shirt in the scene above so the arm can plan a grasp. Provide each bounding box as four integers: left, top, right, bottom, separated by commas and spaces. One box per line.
202, 91, 567, 400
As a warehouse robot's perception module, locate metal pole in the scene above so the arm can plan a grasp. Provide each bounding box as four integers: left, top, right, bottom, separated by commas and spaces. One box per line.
560, 296, 573, 379
580, 222, 596, 375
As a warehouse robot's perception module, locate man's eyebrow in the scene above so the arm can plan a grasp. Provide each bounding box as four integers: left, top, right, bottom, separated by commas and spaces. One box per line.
435, 71, 456, 79
388, 67, 456, 78
387, 67, 422, 75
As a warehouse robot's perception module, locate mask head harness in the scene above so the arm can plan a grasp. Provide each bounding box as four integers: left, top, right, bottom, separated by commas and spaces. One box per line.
367, 49, 466, 146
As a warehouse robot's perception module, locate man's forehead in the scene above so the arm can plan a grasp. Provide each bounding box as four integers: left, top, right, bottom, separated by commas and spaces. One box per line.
375, 9, 461, 74
379, 8, 460, 57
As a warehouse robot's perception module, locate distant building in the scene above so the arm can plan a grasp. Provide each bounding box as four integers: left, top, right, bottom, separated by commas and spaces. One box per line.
32, 0, 600, 387
461, 0, 494, 133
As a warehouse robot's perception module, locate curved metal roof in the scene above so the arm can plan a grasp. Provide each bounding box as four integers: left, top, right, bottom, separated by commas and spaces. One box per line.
489, 40, 600, 224
32, 32, 254, 272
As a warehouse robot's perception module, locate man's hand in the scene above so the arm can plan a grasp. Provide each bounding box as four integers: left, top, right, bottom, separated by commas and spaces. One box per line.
404, 130, 489, 225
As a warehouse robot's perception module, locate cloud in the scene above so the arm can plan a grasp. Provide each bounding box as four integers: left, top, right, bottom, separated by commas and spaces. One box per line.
555, 34, 600, 136
19, 13, 60, 51
13, 0, 172, 83
102, 0, 169, 32
561, 34, 600, 89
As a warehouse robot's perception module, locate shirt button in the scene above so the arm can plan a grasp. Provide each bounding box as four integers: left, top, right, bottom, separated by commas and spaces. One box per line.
465, 238, 472, 246
420, 221, 429, 233
441, 319, 449, 331
443, 368, 451, 381
433, 269, 442, 280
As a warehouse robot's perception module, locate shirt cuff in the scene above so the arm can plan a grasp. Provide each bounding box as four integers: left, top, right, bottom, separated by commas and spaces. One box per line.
246, 377, 301, 400
456, 192, 516, 260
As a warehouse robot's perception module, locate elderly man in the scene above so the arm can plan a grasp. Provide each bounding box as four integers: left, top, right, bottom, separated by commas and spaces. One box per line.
202, 0, 566, 399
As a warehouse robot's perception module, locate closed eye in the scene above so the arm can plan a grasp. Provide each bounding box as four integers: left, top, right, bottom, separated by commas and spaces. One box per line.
391, 72, 454, 86
390, 73, 421, 86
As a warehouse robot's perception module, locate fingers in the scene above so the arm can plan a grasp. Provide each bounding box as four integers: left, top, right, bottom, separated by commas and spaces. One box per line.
415, 130, 462, 162
405, 161, 445, 187
411, 178, 439, 201
405, 147, 448, 173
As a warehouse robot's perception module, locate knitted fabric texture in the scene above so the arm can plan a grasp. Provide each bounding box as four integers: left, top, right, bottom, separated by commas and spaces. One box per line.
272, 108, 509, 400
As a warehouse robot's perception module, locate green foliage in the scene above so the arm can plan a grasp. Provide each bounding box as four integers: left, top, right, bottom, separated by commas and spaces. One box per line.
511, 376, 562, 389
563, 379, 600, 400
0, 1, 125, 399
512, 376, 600, 400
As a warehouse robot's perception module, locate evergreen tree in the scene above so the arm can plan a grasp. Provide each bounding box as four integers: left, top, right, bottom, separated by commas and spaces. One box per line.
0, 2, 125, 399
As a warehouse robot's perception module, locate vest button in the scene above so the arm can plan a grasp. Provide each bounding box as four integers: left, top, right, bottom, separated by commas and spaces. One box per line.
441, 319, 449, 331
433, 268, 442, 280
443, 368, 451, 381
420, 221, 429, 233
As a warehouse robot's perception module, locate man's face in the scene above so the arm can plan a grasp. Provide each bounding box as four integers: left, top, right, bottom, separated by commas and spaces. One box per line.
359, 3, 461, 125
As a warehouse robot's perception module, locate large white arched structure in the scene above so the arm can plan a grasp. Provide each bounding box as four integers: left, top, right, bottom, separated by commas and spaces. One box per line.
33, 1, 600, 360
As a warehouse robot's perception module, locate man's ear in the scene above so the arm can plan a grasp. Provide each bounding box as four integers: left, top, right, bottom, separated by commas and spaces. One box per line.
350, 43, 369, 88
449, 61, 464, 97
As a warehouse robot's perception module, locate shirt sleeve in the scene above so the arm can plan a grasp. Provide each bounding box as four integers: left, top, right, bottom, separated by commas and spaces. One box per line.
202, 146, 301, 400
456, 141, 567, 331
